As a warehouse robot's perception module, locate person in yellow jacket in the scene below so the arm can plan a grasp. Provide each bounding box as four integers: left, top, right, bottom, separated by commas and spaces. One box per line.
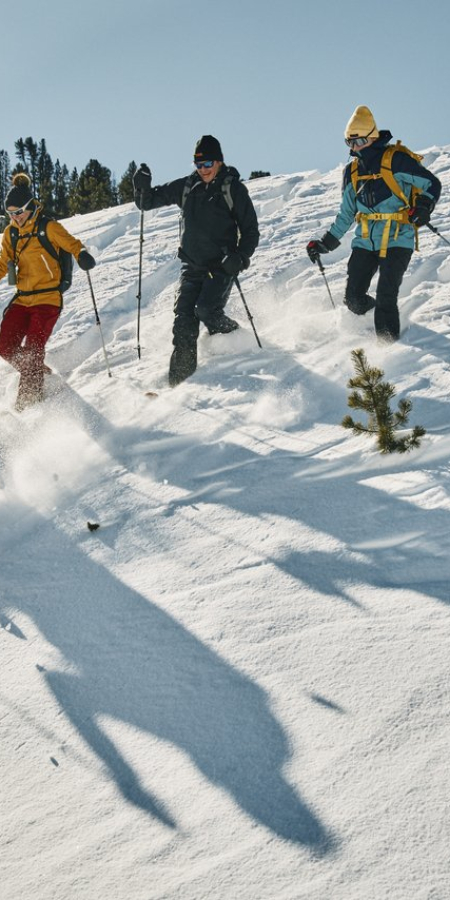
0, 173, 96, 411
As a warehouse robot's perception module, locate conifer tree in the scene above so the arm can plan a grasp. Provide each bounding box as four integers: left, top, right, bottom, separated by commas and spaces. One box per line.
111, 174, 118, 207
342, 348, 426, 453
118, 160, 137, 204
53, 160, 70, 218
14, 138, 26, 170
75, 159, 116, 213
10, 162, 27, 180
67, 167, 81, 215
37, 138, 54, 214
0, 149, 11, 214
23, 137, 39, 194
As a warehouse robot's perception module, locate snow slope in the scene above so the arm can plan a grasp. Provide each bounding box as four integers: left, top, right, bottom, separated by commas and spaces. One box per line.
2, 150, 450, 900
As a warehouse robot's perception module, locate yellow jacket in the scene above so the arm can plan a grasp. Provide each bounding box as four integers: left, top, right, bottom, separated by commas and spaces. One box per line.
0, 205, 85, 308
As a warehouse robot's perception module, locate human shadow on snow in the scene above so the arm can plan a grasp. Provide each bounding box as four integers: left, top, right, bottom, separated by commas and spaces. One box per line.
0, 514, 336, 853
3, 347, 450, 857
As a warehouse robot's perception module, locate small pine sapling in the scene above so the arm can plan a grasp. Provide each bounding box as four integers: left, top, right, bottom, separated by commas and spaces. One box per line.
342, 348, 426, 453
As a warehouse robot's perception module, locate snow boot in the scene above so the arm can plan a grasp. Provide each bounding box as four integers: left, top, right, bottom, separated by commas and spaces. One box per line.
206, 314, 240, 336
169, 343, 197, 387
15, 387, 44, 412
345, 295, 376, 316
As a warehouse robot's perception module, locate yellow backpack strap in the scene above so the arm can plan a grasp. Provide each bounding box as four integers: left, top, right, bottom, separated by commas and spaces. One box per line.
379, 140, 424, 208
379, 144, 409, 206
351, 159, 383, 196
350, 158, 359, 194
355, 210, 412, 257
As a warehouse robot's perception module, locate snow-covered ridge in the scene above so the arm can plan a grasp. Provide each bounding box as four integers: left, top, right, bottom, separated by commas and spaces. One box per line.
2, 149, 450, 900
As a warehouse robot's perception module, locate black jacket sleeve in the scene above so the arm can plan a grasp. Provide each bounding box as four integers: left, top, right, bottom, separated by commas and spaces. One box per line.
134, 177, 188, 211
231, 181, 260, 258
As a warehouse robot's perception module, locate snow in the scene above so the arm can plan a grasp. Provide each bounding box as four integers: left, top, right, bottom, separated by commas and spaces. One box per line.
2, 152, 450, 900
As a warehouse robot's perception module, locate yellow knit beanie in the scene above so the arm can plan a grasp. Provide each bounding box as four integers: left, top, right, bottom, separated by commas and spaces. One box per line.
344, 105, 379, 140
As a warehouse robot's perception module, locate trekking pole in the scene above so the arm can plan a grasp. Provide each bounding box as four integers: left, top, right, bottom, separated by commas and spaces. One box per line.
136, 206, 144, 359
234, 276, 262, 348
426, 222, 450, 247
316, 257, 336, 309
86, 272, 112, 378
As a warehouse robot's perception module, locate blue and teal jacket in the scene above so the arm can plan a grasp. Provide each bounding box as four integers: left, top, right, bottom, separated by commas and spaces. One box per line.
329, 130, 441, 253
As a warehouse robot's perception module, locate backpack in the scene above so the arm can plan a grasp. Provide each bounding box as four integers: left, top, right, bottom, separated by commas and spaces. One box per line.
181, 172, 235, 213
350, 140, 423, 208
350, 141, 424, 257
9, 214, 73, 294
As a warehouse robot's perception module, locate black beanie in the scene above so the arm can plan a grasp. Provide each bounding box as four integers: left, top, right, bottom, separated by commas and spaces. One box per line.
5, 172, 33, 209
194, 135, 224, 163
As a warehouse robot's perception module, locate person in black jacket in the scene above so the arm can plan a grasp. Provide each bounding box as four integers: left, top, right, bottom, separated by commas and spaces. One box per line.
133, 135, 259, 386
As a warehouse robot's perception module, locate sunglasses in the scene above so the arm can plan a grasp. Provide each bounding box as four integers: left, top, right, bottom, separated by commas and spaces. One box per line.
194, 160, 215, 170
345, 126, 376, 149
7, 199, 33, 218
345, 136, 371, 149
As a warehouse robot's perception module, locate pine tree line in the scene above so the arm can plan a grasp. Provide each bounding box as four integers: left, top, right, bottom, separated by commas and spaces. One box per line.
0, 137, 137, 219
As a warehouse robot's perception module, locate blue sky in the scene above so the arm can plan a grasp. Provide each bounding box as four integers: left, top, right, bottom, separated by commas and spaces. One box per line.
2, 0, 450, 185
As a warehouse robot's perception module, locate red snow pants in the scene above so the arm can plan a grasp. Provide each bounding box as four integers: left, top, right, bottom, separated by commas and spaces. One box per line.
0, 303, 60, 410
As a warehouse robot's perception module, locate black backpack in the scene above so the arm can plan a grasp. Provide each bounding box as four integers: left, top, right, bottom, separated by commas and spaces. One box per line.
9, 214, 73, 294
181, 172, 235, 213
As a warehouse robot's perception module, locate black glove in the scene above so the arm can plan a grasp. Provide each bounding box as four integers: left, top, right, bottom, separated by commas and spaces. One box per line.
221, 252, 250, 277
133, 163, 152, 192
306, 231, 340, 263
77, 249, 96, 271
408, 194, 434, 227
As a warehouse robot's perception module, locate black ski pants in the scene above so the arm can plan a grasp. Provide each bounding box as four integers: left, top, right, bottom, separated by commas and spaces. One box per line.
345, 246, 413, 341
169, 264, 233, 386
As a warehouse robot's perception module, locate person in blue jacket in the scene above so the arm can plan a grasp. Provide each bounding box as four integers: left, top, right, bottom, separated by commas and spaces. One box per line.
307, 106, 441, 342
